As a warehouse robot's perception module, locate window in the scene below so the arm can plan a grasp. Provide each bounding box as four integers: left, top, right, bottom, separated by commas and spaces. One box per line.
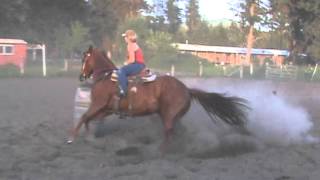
5, 46, 13, 54
0, 45, 14, 55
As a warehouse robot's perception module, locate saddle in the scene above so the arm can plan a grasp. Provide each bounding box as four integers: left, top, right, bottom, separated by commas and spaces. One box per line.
110, 68, 157, 119
110, 68, 157, 83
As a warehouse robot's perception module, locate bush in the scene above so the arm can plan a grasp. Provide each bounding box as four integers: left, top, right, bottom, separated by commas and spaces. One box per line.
0, 64, 21, 77
147, 52, 224, 76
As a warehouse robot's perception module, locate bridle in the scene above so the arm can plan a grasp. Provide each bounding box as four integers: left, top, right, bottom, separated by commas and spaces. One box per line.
79, 52, 93, 81
79, 51, 117, 82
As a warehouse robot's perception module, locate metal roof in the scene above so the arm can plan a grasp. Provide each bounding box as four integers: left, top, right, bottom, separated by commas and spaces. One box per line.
0, 39, 27, 44
173, 43, 289, 56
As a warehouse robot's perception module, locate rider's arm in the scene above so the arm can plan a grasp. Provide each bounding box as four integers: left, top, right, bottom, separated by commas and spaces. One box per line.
126, 43, 135, 64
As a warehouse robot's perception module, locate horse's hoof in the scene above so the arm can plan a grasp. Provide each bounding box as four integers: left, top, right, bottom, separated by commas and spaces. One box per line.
67, 139, 73, 144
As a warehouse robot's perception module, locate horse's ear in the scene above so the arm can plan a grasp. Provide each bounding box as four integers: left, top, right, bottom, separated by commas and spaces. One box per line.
88, 45, 93, 53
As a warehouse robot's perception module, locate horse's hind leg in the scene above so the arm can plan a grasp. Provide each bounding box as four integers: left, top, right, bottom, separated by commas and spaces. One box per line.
159, 100, 190, 153
84, 111, 111, 133
160, 113, 183, 153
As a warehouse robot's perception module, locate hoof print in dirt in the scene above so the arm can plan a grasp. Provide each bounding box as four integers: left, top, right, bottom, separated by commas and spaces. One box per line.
275, 176, 291, 180
136, 136, 153, 145
115, 147, 140, 156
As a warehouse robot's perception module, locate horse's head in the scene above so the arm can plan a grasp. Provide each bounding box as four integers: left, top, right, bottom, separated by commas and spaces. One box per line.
79, 46, 117, 81
79, 46, 95, 81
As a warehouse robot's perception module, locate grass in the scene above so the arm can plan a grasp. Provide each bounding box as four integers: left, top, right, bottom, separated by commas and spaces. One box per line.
0, 61, 80, 78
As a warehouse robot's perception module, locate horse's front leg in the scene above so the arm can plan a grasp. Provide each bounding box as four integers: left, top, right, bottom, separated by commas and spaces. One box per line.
67, 112, 91, 144
67, 103, 108, 144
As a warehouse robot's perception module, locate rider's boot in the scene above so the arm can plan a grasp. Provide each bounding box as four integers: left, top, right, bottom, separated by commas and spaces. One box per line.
118, 89, 127, 119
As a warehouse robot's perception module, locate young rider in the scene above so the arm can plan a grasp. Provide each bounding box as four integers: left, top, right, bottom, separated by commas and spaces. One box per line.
117, 29, 145, 97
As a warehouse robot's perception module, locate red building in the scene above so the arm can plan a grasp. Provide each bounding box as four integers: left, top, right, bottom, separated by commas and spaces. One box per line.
0, 38, 28, 73
174, 43, 289, 66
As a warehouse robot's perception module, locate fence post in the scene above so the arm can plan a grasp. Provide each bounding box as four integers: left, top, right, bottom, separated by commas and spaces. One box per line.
42, 44, 46, 77
265, 62, 269, 78
64, 59, 69, 71
311, 64, 318, 81
171, 64, 175, 76
199, 61, 203, 77
19, 63, 24, 74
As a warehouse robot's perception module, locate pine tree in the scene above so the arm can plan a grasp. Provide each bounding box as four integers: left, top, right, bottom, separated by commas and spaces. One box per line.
236, 0, 270, 63
271, 0, 320, 62
111, 0, 148, 21
166, 0, 182, 34
185, 0, 201, 33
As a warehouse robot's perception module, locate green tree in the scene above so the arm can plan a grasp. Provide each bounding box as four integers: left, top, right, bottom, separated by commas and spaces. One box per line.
24, 0, 88, 43
305, 18, 320, 60
146, 31, 175, 54
87, 0, 148, 47
187, 21, 210, 44
53, 21, 91, 60
210, 24, 231, 46
110, 0, 148, 21
270, 0, 320, 62
87, 0, 118, 46
235, 0, 270, 63
0, 0, 28, 38
268, 0, 289, 49
166, 0, 182, 34
114, 17, 150, 61
227, 22, 246, 46
185, 0, 201, 33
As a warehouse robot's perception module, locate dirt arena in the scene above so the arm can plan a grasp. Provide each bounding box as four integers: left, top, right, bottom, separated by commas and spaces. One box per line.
1, 77, 320, 180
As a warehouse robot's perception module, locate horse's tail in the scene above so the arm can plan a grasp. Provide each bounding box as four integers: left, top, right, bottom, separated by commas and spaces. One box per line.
189, 88, 249, 126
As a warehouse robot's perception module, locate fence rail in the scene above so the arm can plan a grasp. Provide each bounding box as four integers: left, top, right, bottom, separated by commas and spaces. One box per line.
265, 64, 298, 80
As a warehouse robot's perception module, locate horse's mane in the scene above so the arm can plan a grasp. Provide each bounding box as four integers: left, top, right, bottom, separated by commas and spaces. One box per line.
92, 48, 117, 70
101, 50, 110, 61
90, 48, 117, 83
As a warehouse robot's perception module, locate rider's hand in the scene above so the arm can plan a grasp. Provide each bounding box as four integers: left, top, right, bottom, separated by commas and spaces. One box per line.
124, 61, 128, 65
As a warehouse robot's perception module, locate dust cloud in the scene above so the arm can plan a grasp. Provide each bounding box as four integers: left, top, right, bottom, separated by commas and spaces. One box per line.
240, 85, 317, 146
183, 79, 319, 150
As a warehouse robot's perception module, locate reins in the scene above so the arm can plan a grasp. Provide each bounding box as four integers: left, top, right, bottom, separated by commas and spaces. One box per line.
92, 67, 114, 82
91, 50, 117, 82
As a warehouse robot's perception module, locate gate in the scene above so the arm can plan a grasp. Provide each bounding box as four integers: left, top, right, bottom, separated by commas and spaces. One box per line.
265, 64, 298, 80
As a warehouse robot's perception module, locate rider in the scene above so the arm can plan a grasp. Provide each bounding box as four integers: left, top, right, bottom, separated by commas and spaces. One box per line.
117, 29, 145, 97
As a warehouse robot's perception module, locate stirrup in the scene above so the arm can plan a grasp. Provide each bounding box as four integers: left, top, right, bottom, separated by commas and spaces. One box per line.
119, 89, 127, 98
115, 92, 127, 119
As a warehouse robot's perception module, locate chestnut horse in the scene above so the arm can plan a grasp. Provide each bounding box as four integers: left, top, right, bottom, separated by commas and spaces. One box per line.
68, 46, 249, 149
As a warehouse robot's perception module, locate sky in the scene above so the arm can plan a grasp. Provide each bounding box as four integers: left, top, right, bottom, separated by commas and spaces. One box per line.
198, 0, 237, 21
145, 0, 237, 21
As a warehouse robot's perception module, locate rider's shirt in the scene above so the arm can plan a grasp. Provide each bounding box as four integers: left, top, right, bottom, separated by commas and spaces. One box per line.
127, 43, 144, 65
134, 48, 144, 64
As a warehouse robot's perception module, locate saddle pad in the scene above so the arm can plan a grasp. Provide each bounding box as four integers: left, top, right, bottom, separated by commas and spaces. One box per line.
111, 70, 157, 83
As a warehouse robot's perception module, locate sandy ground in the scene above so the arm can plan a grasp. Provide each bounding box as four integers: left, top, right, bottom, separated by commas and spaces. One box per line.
1, 77, 320, 180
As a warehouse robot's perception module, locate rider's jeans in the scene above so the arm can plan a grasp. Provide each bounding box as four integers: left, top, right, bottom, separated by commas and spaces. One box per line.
117, 62, 145, 95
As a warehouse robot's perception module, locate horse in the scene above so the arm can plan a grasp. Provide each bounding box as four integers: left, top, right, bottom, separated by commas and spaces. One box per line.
68, 46, 250, 150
